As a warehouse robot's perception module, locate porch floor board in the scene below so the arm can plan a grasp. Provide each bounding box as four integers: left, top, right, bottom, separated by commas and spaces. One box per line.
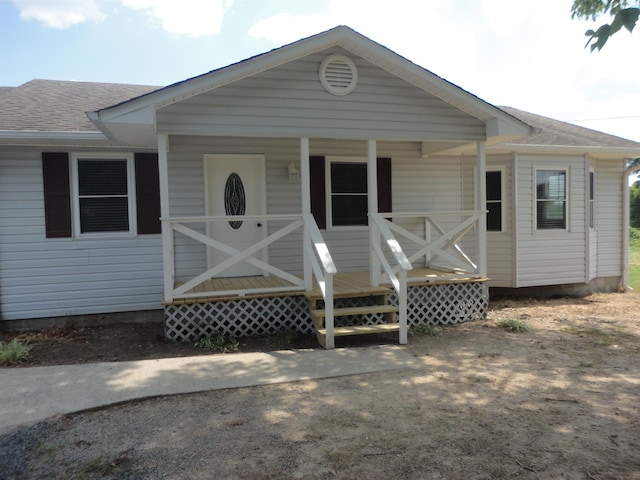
165, 267, 489, 306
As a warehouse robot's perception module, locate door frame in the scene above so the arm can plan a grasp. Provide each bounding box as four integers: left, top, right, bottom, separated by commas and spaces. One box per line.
203, 154, 268, 276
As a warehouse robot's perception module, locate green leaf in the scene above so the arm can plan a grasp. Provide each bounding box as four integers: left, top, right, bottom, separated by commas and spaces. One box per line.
619, 7, 640, 32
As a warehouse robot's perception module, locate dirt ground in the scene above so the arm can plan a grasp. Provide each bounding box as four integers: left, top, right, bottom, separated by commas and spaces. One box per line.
1, 293, 640, 479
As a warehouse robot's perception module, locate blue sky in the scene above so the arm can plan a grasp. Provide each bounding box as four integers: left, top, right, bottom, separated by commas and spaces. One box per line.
1, 0, 639, 141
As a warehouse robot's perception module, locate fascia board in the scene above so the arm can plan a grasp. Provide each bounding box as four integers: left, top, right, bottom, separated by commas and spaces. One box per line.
0, 130, 106, 141
494, 143, 640, 158
443, 141, 640, 158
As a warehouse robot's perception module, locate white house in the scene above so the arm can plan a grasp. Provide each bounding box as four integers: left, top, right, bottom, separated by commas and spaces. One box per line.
2, 26, 639, 348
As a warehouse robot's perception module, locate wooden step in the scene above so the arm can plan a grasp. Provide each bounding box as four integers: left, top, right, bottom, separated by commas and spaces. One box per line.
316, 323, 400, 337
310, 304, 398, 320
315, 323, 401, 348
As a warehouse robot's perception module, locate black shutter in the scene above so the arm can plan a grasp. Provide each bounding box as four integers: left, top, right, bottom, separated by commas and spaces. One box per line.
42, 152, 72, 238
310, 156, 326, 229
134, 153, 161, 234
377, 157, 392, 214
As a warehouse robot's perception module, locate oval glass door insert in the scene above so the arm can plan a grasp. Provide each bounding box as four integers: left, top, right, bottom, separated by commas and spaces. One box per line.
224, 173, 246, 229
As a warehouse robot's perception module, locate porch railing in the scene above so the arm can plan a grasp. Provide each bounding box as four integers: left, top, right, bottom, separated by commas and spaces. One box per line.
161, 214, 337, 308
377, 210, 486, 281
369, 213, 412, 344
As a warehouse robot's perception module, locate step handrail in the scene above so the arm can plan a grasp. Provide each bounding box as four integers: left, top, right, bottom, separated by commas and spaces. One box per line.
302, 214, 336, 348
369, 213, 410, 344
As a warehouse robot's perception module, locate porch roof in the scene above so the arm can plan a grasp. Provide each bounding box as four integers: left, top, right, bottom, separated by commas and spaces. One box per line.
88, 26, 535, 147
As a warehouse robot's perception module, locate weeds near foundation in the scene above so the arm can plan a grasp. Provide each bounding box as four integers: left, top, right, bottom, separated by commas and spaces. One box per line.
196, 332, 239, 353
0, 339, 33, 365
410, 324, 442, 337
495, 318, 530, 333
264, 329, 297, 347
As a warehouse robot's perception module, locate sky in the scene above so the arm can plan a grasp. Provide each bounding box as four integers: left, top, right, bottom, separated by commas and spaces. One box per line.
0, 0, 639, 142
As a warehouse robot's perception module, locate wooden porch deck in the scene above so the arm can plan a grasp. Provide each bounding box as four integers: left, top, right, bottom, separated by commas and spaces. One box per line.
166, 268, 489, 305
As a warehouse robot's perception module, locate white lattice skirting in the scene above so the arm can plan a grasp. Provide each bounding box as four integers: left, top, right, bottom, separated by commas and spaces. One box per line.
164, 282, 489, 341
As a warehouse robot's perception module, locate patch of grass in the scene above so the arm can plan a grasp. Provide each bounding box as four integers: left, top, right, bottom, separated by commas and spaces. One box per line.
561, 326, 634, 346
0, 339, 33, 365
409, 324, 441, 337
495, 318, 530, 333
196, 332, 239, 353
628, 229, 640, 290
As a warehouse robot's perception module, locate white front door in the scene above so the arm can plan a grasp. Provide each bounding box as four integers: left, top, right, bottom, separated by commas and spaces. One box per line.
204, 154, 267, 277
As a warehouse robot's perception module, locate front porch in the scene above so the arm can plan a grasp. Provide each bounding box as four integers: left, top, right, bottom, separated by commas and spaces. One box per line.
164, 270, 489, 344
157, 138, 492, 348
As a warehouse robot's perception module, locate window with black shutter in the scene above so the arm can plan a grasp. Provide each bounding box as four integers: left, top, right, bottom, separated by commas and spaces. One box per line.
310, 156, 391, 229
42, 152, 160, 237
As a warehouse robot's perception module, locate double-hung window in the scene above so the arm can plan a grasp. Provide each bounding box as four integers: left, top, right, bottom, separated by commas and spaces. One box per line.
328, 160, 368, 227
536, 169, 567, 230
73, 155, 135, 235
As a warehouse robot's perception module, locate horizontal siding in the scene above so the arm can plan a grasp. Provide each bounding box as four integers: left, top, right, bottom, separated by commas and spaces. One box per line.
0, 150, 163, 322
515, 154, 587, 287
167, 137, 467, 278
157, 49, 485, 142
595, 159, 623, 277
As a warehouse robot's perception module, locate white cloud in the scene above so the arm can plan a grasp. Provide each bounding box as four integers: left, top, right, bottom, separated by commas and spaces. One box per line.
121, 0, 232, 37
248, 13, 335, 45
11, 0, 105, 29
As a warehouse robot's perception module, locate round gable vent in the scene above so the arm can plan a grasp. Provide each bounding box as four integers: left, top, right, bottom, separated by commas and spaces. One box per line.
319, 54, 358, 96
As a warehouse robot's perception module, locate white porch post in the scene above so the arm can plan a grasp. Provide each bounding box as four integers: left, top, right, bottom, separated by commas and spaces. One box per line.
368, 139, 381, 286
476, 141, 488, 277
300, 137, 313, 290
158, 134, 174, 302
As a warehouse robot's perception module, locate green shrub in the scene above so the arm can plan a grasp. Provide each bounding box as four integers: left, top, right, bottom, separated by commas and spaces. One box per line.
495, 318, 530, 333
0, 339, 33, 365
195, 332, 239, 353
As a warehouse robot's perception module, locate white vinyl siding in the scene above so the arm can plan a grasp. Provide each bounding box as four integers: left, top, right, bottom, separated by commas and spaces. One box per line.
0, 150, 162, 322
595, 159, 624, 278
515, 155, 586, 287
156, 49, 485, 142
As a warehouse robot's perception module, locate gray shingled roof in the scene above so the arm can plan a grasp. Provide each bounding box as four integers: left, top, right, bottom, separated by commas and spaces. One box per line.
0, 79, 158, 132
501, 106, 640, 149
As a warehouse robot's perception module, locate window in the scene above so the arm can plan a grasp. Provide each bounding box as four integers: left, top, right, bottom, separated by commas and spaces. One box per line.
329, 161, 368, 226
73, 155, 135, 235
42, 152, 160, 238
310, 156, 391, 230
589, 170, 595, 229
486, 170, 503, 232
536, 169, 567, 230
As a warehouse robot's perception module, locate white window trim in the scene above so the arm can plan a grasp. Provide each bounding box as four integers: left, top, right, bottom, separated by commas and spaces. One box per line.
534, 166, 570, 233
589, 169, 596, 230
325, 156, 368, 231
70, 152, 137, 238
486, 167, 506, 234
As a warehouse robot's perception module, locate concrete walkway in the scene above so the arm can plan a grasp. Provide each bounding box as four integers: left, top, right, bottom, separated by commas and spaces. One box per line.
0, 346, 420, 433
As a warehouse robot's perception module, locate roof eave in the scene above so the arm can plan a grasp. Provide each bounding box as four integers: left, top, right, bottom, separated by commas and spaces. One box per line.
0, 130, 106, 141
493, 143, 640, 157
